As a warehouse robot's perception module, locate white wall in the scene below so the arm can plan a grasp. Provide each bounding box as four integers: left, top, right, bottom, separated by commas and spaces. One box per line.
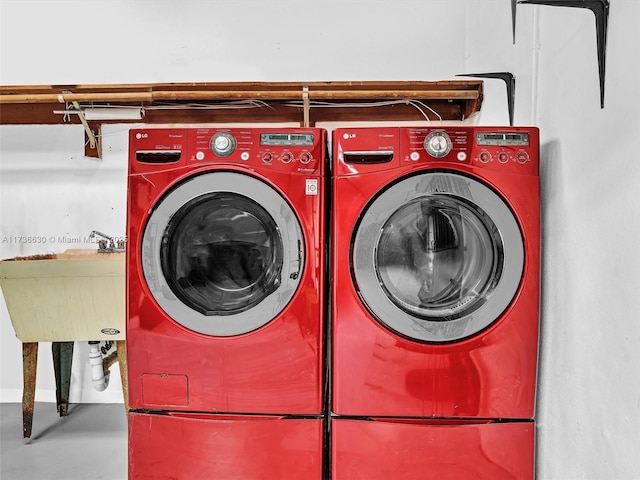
1, 1, 639, 478
0, 123, 129, 404
532, 4, 640, 479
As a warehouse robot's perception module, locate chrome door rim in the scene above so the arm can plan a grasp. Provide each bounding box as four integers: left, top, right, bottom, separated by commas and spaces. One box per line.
141, 171, 304, 336
351, 171, 524, 342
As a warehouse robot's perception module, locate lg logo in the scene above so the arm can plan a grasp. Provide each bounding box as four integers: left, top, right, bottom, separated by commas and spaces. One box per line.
136, 133, 148, 139
342, 133, 356, 139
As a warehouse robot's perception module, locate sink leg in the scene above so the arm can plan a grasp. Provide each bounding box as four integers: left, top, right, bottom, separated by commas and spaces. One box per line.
22, 342, 38, 438
116, 340, 129, 412
52, 342, 74, 416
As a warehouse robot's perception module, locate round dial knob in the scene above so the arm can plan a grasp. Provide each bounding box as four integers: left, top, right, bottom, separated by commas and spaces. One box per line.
280, 150, 293, 163
210, 132, 236, 157
497, 152, 510, 164
424, 131, 453, 158
515, 150, 530, 164
299, 151, 313, 164
479, 150, 492, 163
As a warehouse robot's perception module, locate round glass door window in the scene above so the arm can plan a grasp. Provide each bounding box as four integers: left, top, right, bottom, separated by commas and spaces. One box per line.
161, 192, 282, 316
352, 172, 524, 342
142, 172, 304, 336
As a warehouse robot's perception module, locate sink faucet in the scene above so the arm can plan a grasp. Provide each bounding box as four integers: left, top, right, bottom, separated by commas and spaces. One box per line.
89, 230, 125, 252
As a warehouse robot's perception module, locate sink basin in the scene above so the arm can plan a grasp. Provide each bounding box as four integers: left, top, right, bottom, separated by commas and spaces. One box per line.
0, 249, 125, 342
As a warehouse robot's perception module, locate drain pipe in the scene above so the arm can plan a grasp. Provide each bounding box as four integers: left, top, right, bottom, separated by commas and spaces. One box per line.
88, 341, 110, 391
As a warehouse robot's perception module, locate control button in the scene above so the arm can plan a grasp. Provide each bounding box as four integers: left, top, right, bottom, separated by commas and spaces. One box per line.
457, 152, 467, 162
210, 132, 236, 157
515, 150, 529, 164
498, 152, 510, 164
410, 151, 420, 161
280, 150, 293, 163
299, 151, 313, 164
261, 152, 274, 163
479, 150, 492, 163
424, 131, 453, 158
195, 151, 205, 161
240, 151, 250, 161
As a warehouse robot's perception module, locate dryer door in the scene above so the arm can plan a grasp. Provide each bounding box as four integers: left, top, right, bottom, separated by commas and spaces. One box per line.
142, 171, 303, 336
352, 172, 523, 342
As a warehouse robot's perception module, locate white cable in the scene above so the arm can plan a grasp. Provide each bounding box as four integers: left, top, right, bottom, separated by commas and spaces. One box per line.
282, 98, 441, 124
407, 99, 443, 124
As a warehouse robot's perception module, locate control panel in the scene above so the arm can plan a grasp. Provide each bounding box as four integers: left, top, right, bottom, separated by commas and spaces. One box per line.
400, 126, 539, 175
190, 128, 322, 174
129, 127, 325, 175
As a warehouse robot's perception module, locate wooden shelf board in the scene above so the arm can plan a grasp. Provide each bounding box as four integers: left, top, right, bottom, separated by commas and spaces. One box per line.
0, 81, 483, 157
1, 80, 483, 125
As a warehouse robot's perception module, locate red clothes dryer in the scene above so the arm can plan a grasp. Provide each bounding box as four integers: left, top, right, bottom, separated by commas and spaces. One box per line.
126, 127, 327, 479
331, 126, 540, 479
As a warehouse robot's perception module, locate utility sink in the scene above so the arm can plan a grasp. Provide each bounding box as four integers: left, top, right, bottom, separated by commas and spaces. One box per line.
0, 249, 125, 342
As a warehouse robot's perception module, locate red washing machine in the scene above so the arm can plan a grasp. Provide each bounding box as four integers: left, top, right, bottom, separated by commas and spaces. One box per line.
126, 127, 327, 479
331, 126, 540, 479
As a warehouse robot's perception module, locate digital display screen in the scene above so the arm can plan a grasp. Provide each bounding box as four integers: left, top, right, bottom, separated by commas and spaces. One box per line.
476, 132, 529, 146
260, 133, 314, 146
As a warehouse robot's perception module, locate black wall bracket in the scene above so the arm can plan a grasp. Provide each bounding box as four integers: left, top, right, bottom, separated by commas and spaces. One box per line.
512, 0, 518, 43
457, 72, 516, 126
518, 0, 610, 108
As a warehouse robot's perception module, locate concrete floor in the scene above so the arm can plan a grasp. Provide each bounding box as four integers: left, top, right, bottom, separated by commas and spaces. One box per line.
0, 402, 127, 480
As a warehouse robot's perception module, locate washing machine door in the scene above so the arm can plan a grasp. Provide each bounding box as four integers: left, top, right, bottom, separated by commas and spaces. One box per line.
141, 171, 303, 336
352, 171, 524, 342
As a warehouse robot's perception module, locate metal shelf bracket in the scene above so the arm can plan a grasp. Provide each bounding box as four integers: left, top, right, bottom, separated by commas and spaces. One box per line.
512, 0, 518, 44
518, 0, 610, 108
457, 72, 516, 126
